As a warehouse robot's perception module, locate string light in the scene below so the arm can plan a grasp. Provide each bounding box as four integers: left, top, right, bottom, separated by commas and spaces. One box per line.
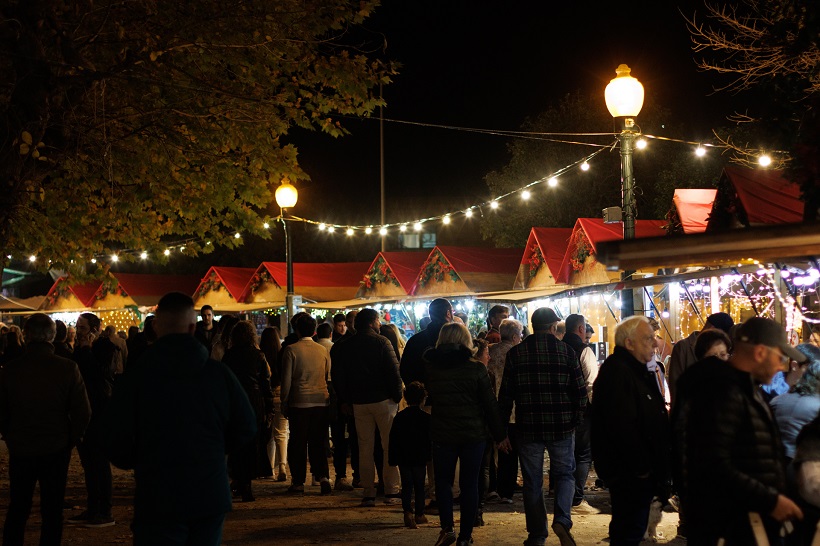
111, 255, 119, 262
327, 226, 335, 233
263, 222, 270, 229
319, 223, 326, 231
758, 154, 772, 167
521, 190, 531, 200
234, 233, 241, 239
346, 228, 354, 236
140, 251, 148, 260
465, 209, 473, 218
413, 222, 422, 231
442, 215, 451, 224
636, 138, 648, 150
695, 146, 706, 157
580, 162, 590, 171
91, 258, 97, 263
163, 249, 170, 256
490, 201, 499, 209
400, 224, 407, 232
29, 255, 36, 262
365, 227, 372, 234
548, 177, 558, 188
379, 227, 388, 236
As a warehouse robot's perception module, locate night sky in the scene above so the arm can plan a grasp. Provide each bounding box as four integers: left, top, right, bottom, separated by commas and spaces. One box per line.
286, 0, 734, 234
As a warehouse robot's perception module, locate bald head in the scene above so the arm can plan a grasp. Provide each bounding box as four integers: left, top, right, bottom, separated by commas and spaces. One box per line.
153, 292, 197, 338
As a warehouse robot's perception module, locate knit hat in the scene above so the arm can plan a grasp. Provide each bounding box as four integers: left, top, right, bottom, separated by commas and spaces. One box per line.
705, 312, 734, 334
735, 317, 807, 363
531, 307, 560, 328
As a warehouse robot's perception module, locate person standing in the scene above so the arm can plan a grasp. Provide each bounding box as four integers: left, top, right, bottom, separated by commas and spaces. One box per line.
194, 305, 217, 353
484, 305, 510, 344
221, 320, 274, 501
68, 312, 117, 528
425, 323, 507, 546
498, 308, 587, 546
260, 326, 288, 482
680, 317, 804, 545
104, 292, 257, 546
667, 312, 733, 402
0, 313, 91, 546
280, 314, 332, 495
331, 314, 347, 342
591, 316, 671, 546
331, 308, 403, 506
562, 314, 600, 515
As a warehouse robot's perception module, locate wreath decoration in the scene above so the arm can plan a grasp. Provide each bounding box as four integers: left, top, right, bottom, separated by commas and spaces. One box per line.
360, 255, 400, 289
569, 230, 594, 272
249, 270, 279, 294
194, 271, 224, 299
98, 276, 128, 299
527, 242, 544, 278
45, 277, 72, 307
417, 250, 459, 287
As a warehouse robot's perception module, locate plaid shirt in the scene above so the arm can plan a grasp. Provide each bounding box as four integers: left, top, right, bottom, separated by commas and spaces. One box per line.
498, 332, 587, 442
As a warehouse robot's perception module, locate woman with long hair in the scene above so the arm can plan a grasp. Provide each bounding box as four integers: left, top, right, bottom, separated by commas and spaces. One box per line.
222, 320, 274, 501
424, 323, 506, 546
260, 326, 289, 481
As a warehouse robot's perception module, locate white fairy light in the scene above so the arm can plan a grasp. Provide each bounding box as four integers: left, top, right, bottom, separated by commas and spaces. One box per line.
319, 223, 326, 231
521, 190, 531, 200
379, 227, 388, 236
365, 227, 372, 235
346, 228, 354, 236
695, 146, 706, 157
490, 201, 499, 209
400, 224, 407, 232
580, 162, 590, 171
758, 154, 772, 167
636, 138, 647, 150
414, 222, 422, 231
140, 251, 148, 260
548, 177, 558, 187
442, 215, 451, 224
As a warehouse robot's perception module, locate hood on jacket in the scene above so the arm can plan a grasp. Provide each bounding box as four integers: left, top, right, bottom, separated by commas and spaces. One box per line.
423, 343, 475, 367
144, 333, 209, 377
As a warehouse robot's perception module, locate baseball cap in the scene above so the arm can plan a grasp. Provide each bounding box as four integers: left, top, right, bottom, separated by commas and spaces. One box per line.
734, 317, 807, 363
531, 307, 560, 327
705, 312, 734, 334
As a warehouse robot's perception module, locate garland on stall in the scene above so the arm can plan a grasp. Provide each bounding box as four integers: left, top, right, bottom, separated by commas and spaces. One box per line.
527, 242, 544, 278
194, 270, 224, 299
45, 277, 72, 307
249, 269, 279, 294
569, 230, 594, 272
97, 276, 128, 299
360, 255, 400, 289
417, 250, 459, 287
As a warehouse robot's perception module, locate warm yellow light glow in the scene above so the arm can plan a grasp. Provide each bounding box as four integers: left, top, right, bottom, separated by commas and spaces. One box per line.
580, 162, 590, 171
91, 258, 97, 263
365, 227, 372, 234
234, 232, 241, 239
605, 64, 644, 118
319, 223, 326, 231
442, 216, 451, 224
328, 226, 336, 233
521, 190, 531, 200
28, 255, 36, 262
346, 228, 354, 236
111, 255, 119, 262
636, 138, 647, 150
379, 227, 388, 236
274, 179, 298, 208
695, 146, 706, 157
164, 249, 170, 256
414, 222, 422, 231
758, 154, 772, 167
400, 224, 407, 232
490, 201, 499, 209
263, 222, 270, 229
140, 252, 148, 259
548, 177, 558, 187
465, 209, 473, 218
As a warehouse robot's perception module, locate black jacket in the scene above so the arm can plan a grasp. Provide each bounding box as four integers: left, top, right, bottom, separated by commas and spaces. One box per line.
681, 359, 787, 542
591, 345, 670, 488
388, 406, 431, 467
400, 320, 447, 389
222, 344, 274, 422
330, 329, 402, 405
424, 344, 506, 446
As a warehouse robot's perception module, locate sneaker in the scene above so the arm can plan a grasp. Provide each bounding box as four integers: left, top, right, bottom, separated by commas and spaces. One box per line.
361, 497, 376, 507
551, 522, 577, 546
499, 497, 514, 504
83, 515, 115, 528
434, 529, 457, 546
287, 484, 304, 495
415, 514, 428, 524
384, 493, 402, 505
320, 479, 332, 496
404, 511, 418, 529
571, 499, 600, 515
335, 477, 354, 491
66, 510, 92, 524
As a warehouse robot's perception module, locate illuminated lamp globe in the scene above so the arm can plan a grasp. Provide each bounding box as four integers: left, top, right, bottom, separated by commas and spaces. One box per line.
605, 64, 644, 118
275, 180, 298, 209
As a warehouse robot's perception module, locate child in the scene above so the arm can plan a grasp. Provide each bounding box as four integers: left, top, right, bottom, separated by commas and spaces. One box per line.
388, 381, 432, 529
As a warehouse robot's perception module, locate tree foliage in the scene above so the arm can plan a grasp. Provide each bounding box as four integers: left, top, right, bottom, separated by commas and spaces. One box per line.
0, 0, 394, 273
480, 93, 727, 247
685, 0, 820, 219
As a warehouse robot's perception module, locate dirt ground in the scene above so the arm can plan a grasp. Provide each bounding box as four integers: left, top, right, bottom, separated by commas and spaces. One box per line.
0, 447, 686, 545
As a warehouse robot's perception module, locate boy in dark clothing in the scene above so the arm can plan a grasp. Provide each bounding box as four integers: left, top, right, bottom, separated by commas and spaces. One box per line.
388, 381, 431, 529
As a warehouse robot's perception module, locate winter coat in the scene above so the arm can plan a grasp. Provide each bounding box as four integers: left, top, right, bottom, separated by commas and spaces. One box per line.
388, 406, 432, 467
222, 344, 274, 422
424, 344, 505, 446
400, 320, 447, 389
330, 329, 402, 406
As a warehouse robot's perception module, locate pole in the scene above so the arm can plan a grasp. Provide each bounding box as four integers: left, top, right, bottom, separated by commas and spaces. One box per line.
379, 82, 386, 252
619, 126, 637, 317
283, 213, 294, 333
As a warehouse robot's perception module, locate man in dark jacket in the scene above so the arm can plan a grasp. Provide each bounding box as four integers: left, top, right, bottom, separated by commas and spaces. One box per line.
400, 298, 452, 388
104, 292, 256, 546
331, 308, 403, 507
0, 313, 91, 545
667, 311, 733, 403
591, 315, 671, 546
680, 317, 804, 545
498, 307, 587, 546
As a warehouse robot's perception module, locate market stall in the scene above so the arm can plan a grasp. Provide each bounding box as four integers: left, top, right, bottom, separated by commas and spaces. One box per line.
514, 227, 573, 290
193, 266, 257, 311
410, 246, 523, 297
356, 251, 428, 298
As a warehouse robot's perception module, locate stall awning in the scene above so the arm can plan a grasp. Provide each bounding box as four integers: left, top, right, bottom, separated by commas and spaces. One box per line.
410, 246, 523, 295
674, 189, 716, 234
301, 296, 401, 311
114, 273, 201, 307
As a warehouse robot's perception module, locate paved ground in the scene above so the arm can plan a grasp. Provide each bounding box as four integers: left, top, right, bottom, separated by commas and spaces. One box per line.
0, 448, 686, 545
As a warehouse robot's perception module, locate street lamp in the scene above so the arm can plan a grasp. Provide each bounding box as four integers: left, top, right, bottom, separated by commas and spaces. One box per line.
605, 64, 644, 317
275, 178, 298, 332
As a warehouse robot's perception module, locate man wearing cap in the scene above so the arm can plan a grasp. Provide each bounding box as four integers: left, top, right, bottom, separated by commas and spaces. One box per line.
591, 316, 671, 546
681, 317, 804, 545
667, 312, 734, 403
498, 307, 586, 546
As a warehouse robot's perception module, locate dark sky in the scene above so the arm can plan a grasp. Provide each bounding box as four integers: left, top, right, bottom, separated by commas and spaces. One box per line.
286, 0, 732, 231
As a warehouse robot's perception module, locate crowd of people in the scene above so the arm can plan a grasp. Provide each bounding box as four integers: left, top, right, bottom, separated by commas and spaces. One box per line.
1, 297, 820, 546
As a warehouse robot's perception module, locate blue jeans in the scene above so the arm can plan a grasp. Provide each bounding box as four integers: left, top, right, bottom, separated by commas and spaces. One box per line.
432, 441, 486, 541
518, 435, 575, 544
573, 407, 592, 505
133, 513, 225, 546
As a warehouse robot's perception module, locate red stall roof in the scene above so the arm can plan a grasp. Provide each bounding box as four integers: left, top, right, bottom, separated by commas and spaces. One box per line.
410, 246, 523, 295
41, 277, 102, 309
198, 267, 257, 301
557, 218, 667, 283
724, 165, 803, 225
244, 262, 371, 302
114, 273, 202, 307
365, 251, 429, 294
521, 228, 574, 278
673, 189, 717, 234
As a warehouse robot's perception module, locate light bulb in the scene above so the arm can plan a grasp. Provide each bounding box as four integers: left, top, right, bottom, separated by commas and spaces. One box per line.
91, 258, 97, 263
548, 177, 558, 188
636, 139, 647, 150
140, 252, 148, 260
164, 249, 170, 256
442, 216, 451, 224
465, 209, 473, 218
580, 162, 590, 171
328, 226, 335, 233
234, 232, 241, 239
414, 222, 422, 231
758, 154, 772, 167
490, 201, 499, 209
379, 227, 388, 236
263, 222, 270, 229
111, 255, 119, 262
521, 190, 531, 200
695, 146, 706, 157
346, 228, 354, 236
400, 225, 407, 232
28, 255, 36, 262
365, 227, 372, 234
319, 223, 326, 231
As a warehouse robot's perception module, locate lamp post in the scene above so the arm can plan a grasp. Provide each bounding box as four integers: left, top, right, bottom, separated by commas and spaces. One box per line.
275, 179, 298, 332
605, 64, 644, 318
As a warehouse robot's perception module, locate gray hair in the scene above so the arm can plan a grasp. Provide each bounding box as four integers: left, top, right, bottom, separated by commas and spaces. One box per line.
24, 313, 57, 343
499, 318, 523, 341
614, 316, 650, 348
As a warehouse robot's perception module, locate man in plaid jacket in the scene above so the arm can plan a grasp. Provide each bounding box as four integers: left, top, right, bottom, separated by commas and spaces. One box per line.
498, 307, 587, 546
